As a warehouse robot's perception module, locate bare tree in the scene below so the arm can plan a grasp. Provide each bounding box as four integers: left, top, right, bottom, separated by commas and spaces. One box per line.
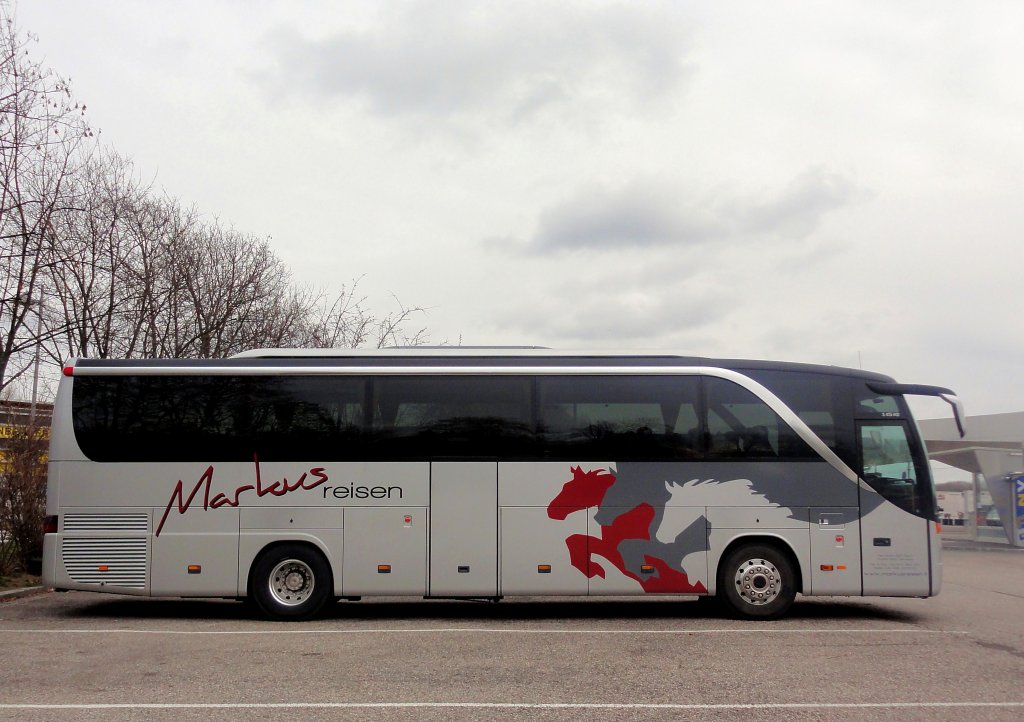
44, 179, 330, 361
43, 148, 149, 363
301, 277, 428, 349
129, 194, 198, 358
0, 11, 91, 391
172, 222, 310, 357
5, 8, 432, 377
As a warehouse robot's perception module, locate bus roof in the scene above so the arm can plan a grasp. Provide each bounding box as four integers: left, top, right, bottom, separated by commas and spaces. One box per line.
68, 348, 895, 383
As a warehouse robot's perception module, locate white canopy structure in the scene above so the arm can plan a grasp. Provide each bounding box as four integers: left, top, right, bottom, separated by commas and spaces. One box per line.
919, 412, 1024, 545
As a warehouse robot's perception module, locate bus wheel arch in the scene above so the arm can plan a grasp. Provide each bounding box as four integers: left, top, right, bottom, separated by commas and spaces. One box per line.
248, 541, 334, 621
715, 536, 801, 620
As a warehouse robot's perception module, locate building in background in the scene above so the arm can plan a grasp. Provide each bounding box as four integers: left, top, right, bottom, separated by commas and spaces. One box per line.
0, 400, 53, 468
919, 412, 1024, 546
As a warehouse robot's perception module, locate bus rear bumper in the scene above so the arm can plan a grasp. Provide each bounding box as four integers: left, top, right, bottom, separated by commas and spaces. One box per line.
41, 534, 59, 588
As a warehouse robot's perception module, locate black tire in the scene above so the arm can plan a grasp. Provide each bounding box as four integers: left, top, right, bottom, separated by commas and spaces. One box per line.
250, 543, 333, 621
717, 543, 797, 620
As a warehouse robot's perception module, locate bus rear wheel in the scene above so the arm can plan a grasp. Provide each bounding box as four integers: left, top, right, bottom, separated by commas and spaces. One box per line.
251, 544, 332, 621
718, 543, 796, 620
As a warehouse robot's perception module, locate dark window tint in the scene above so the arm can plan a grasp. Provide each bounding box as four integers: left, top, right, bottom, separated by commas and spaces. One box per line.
853, 386, 902, 418
538, 376, 701, 459
73, 370, 844, 464
745, 369, 855, 468
705, 377, 815, 459
73, 376, 366, 462
370, 376, 534, 458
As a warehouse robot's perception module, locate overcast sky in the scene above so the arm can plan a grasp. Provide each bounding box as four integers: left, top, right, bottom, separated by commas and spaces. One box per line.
16, 0, 1024, 424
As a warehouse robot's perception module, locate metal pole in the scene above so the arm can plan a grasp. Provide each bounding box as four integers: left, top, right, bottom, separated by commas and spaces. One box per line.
29, 283, 42, 429
30, 219, 56, 429
1014, 471, 1024, 548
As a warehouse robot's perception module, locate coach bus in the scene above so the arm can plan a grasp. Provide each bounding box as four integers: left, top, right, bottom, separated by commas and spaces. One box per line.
41, 349, 964, 620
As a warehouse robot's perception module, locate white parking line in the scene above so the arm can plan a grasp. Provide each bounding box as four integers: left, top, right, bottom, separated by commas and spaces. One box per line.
0, 627, 968, 635
0, 702, 1020, 710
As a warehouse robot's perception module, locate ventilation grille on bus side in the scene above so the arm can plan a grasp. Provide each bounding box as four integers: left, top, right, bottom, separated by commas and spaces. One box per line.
63, 513, 149, 534
62, 538, 148, 589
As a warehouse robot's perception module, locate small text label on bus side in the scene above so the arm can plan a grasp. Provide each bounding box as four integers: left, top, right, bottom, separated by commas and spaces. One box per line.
322, 484, 404, 500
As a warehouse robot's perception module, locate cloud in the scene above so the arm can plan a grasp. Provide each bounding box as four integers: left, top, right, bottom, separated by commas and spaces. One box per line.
734, 166, 862, 238
518, 168, 864, 254
491, 266, 728, 347
529, 181, 724, 252
261, 1, 693, 121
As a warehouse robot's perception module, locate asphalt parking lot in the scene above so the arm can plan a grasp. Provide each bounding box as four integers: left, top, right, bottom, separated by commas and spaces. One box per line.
1, 547, 1022, 722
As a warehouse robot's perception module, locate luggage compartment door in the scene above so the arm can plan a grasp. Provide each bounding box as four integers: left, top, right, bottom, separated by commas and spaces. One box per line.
429, 461, 498, 596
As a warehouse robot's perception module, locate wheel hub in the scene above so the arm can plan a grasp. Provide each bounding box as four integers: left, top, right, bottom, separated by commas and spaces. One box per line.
269, 559, 315, 606
734, 558, 782, 606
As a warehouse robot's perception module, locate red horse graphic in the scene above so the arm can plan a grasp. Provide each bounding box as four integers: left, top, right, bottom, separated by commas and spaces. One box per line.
547, 466, 707, 593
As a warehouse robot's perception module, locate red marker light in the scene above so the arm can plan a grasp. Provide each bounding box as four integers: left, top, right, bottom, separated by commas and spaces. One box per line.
62, 365, 74, 377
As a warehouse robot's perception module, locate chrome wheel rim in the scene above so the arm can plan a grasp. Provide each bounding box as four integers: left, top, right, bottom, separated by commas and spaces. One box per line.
269, 559, 315, 607
734, 557, 781, 606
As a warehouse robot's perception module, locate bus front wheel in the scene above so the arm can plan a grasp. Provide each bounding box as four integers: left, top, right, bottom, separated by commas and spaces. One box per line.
251, 544, 332, 621
717, 543, 796, 620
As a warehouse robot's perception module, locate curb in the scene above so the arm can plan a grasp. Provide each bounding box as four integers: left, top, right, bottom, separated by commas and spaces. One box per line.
0, 585, 47, 601
941, 541, 1023, 552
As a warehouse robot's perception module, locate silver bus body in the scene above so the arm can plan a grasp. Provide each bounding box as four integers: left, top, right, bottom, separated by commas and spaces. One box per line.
42, 350, 958, 619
